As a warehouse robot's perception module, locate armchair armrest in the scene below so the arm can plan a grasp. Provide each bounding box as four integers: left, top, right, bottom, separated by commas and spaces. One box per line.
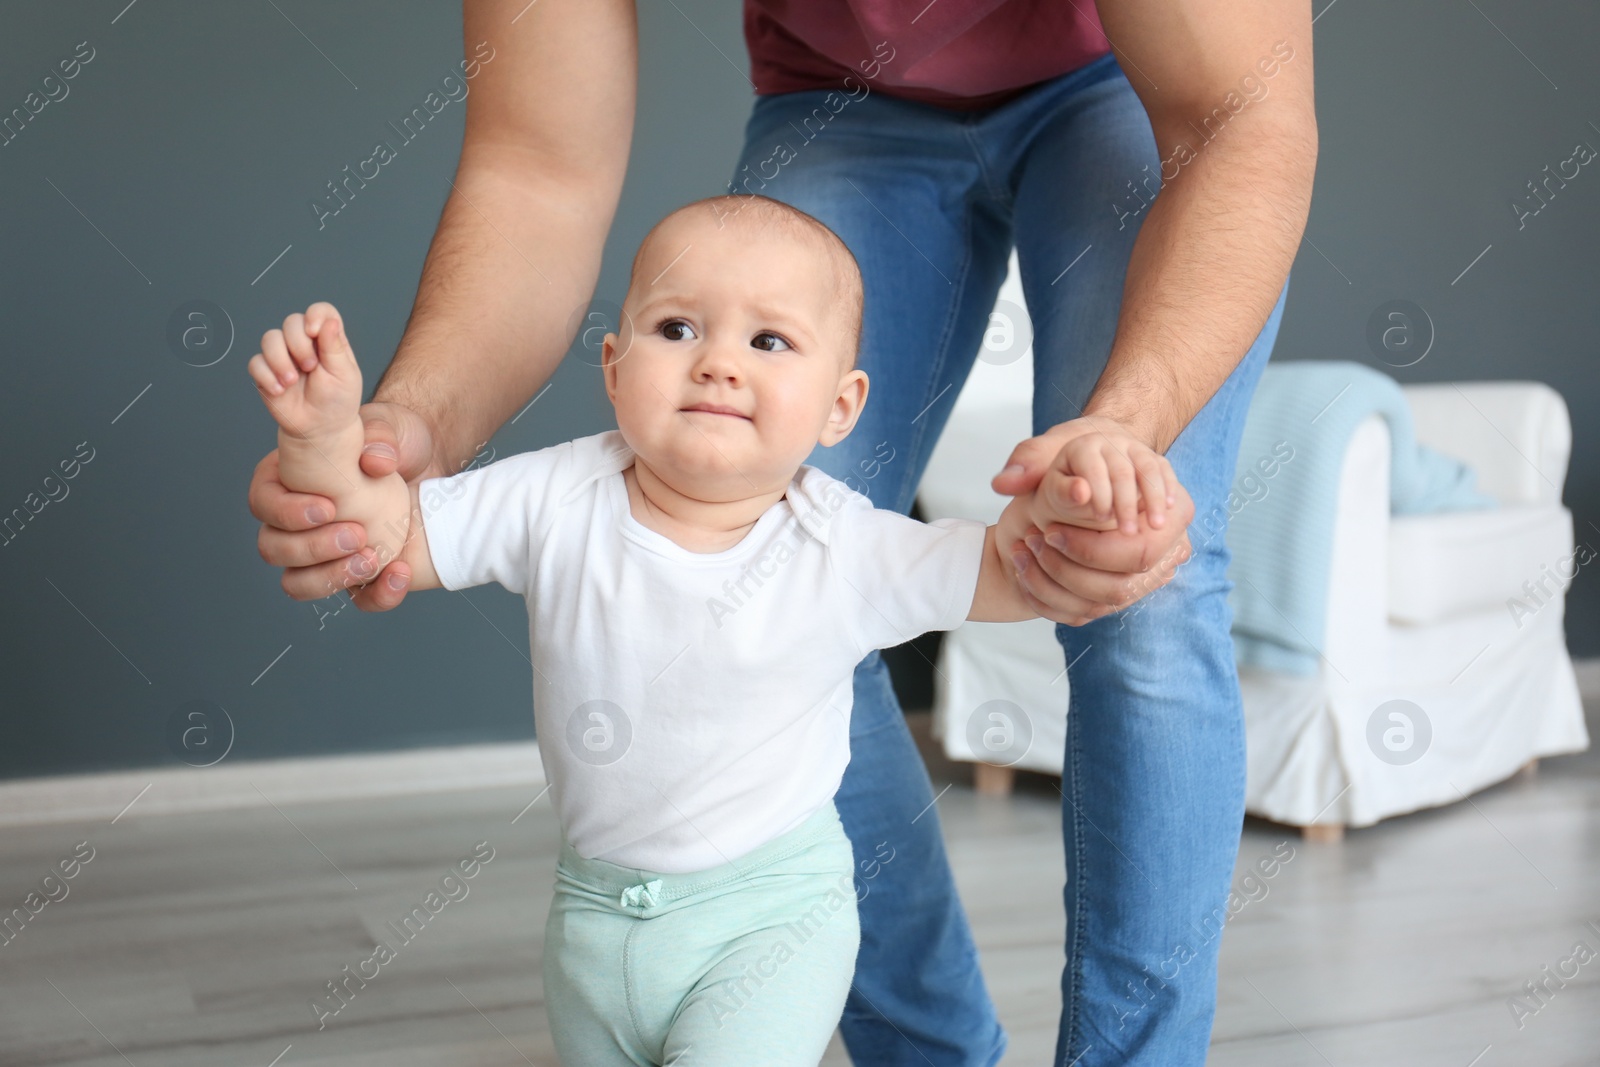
1402, 382, 1571, 507
1322, 415, 1391, 678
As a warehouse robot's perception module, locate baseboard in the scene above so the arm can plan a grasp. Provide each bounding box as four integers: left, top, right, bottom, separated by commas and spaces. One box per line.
0, 742, 545, 828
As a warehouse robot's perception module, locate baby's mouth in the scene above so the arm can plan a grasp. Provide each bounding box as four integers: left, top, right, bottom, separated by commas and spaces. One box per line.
680, 403, 752, 421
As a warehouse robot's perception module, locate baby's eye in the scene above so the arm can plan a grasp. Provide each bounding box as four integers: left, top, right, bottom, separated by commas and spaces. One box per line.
751, 331, 791, 352
659, 319, 697, 341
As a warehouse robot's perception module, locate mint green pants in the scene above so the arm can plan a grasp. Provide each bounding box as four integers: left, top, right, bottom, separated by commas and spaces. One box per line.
542, 801, 860, 1066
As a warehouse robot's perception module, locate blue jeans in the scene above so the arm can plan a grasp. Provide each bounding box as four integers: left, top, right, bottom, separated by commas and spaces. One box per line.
730, 52, 1289, 1067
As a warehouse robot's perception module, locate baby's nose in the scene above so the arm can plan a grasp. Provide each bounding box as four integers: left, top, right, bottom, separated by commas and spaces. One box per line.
694, 346, 744, 376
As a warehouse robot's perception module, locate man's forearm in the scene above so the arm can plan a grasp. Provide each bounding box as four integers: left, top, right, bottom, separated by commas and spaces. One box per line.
372, 152, 622, 475
1083, 112, 1317, 454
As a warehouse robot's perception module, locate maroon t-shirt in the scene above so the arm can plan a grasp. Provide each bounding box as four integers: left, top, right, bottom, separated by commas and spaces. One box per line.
744, 0, 1114, 111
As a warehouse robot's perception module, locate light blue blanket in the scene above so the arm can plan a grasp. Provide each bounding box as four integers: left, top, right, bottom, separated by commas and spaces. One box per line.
1221, 361, 1497, 676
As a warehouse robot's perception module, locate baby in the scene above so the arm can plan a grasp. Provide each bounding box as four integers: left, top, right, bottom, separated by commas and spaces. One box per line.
249, 194, 1170, 1066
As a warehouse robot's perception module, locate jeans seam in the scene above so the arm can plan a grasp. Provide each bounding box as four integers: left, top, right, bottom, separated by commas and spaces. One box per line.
960, 121, 1011, 207
1182, 289, 1280, 553
898, 199, 976, 514
1063, 693, 1087, 1064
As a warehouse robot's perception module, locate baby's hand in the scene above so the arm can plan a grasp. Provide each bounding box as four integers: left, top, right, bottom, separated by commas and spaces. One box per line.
248, 303, 362, 440
246, 303, 417, 591
1045, 430, 1176, 535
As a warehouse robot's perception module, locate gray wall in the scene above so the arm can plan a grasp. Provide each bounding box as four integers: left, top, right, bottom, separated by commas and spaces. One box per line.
2, 1, 1595, 781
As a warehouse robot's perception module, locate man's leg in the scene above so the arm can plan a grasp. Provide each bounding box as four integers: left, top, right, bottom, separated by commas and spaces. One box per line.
729, 89, 1012, 1066
1005, 58, 1292, 1066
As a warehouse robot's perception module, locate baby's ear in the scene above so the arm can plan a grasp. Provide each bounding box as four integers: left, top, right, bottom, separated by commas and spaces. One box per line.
600, 333, 620, 396
820, 368, 869, 445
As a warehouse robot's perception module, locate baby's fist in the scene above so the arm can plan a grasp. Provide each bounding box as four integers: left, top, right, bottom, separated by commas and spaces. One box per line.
249, 303, 363, 439
1046, 430, 1175, 534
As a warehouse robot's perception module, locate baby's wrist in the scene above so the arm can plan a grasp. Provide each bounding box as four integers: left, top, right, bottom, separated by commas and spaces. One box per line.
275, 418, 367, 499
278, 411, 362, 449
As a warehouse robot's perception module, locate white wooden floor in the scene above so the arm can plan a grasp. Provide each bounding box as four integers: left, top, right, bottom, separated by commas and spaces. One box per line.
2, 709, 1596, 1067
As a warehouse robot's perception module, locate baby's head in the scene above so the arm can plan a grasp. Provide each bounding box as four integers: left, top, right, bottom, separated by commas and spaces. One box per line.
600, 195, 868, 500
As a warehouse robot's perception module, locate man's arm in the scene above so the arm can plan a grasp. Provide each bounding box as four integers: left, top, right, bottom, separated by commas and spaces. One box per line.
250, 0, 637, 607
1081, 0, 1317, 452
986, 0, 1317, 624
372, 0, 639, 471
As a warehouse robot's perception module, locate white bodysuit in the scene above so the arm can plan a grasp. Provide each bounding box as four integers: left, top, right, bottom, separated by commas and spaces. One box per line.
420, 430, 986, 873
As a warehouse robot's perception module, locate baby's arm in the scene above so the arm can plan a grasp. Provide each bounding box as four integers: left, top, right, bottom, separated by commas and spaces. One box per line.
389, 481, 443, 592
249, 303, 442, 595
968, 519, 1039, 623
967, 489, 1111, 622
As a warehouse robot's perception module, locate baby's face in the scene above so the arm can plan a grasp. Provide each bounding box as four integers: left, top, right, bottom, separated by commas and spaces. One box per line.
602, 209, 866, 499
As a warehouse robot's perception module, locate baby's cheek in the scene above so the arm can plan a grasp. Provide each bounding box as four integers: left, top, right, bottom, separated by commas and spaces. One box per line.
608, 390, 655, 447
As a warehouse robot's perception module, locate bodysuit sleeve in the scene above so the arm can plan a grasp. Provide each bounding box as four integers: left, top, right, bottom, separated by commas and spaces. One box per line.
418, 439, 580, 596
827, 487, 988, 654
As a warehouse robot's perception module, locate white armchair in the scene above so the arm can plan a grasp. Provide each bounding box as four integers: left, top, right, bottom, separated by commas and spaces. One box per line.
1237, 380, 1588, 837
919, 256, 1590, 834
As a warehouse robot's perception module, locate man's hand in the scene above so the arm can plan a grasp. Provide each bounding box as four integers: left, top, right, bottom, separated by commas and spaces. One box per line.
991, 416, 1195, 626
249, 400, 441, 611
